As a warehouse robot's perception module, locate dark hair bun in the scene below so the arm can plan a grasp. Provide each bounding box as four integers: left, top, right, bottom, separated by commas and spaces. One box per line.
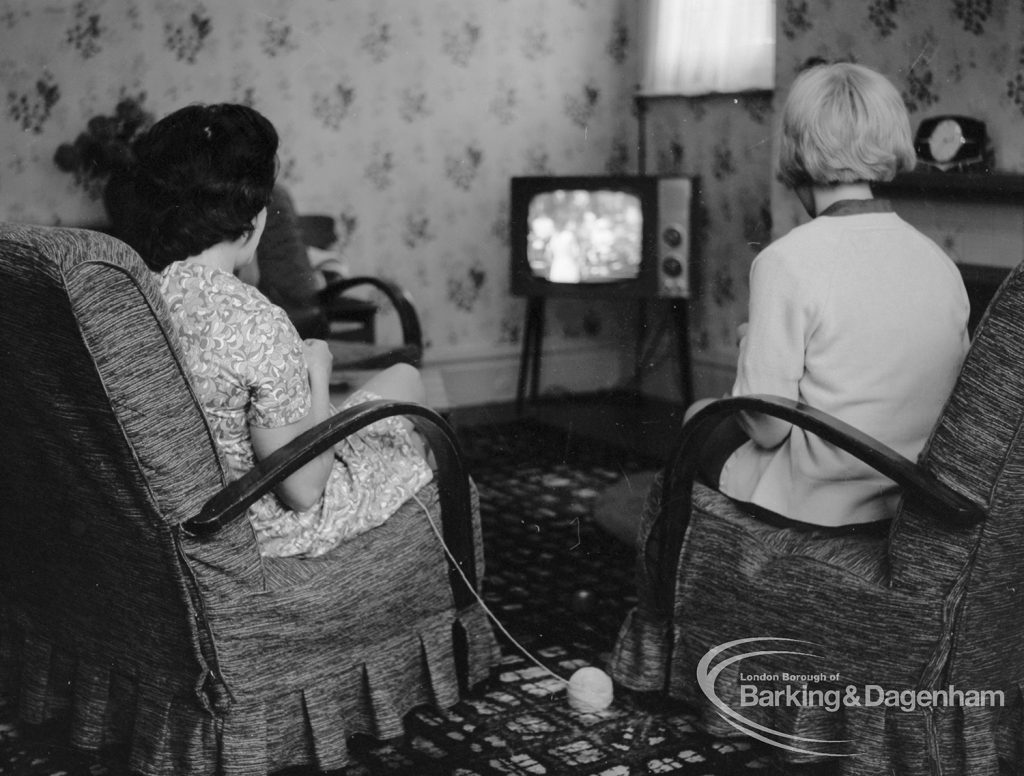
111, 103, 279, 271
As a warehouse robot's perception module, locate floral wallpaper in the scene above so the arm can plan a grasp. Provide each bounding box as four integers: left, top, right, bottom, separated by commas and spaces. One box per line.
7, 1, 1018, 401
644, 0, 1024, 395
773, 0, 1024, 237
0, 0, 638, 363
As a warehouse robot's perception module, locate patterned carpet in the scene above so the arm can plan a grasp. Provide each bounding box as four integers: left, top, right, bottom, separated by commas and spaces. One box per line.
0, 418, 791, 775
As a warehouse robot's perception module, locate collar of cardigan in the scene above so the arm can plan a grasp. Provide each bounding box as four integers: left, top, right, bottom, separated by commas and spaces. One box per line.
818, 198, 894, 217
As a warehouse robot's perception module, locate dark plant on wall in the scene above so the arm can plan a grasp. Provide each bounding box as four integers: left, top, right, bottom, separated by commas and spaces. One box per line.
53, 95, 154, 199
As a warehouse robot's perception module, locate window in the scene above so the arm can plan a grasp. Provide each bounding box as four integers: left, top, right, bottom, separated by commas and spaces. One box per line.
639, 0, 776, 96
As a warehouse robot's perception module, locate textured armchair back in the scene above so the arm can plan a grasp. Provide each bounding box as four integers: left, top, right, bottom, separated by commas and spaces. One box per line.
0, 224, 227, 738
890, 257, 1024, 688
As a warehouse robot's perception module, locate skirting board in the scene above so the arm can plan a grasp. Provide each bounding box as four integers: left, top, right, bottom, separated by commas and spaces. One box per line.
420, 343, 737, 410
423, 341, 627, 409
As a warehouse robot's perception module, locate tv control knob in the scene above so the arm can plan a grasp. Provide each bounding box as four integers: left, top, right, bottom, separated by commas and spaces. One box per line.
662, 225, 684, 248
662, 256, 684, 278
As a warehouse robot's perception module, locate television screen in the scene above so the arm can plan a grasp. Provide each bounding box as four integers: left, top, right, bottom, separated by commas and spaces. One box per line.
510, 174, 693, 300
525, 188, 643, 284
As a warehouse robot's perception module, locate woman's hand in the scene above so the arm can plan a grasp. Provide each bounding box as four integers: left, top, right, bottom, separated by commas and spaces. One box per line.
736, 322, 749, 348
302, 338, 333, 385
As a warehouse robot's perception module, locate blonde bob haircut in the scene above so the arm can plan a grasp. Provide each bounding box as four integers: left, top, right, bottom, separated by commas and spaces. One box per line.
777, 62, 916, 189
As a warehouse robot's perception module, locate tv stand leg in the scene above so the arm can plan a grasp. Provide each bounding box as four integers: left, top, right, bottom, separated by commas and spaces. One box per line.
671, 299, 693, 406
515, 296, 546, 415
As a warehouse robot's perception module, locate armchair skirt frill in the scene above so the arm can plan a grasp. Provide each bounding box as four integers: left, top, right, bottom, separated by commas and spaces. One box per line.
0, 224, 499, 776
1, 484, 494, 774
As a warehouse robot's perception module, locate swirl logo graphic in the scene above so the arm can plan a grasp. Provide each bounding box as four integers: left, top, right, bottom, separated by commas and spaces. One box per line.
696, 637, 853, 758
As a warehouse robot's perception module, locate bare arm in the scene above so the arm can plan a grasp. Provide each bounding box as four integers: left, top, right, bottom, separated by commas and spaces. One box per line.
249, 339, 335, 512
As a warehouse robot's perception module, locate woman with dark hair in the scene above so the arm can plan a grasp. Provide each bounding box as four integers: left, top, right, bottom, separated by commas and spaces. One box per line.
116, 103, 432, 558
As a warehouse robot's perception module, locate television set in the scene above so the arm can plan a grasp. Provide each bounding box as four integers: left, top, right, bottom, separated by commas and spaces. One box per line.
509, 175, 694, 300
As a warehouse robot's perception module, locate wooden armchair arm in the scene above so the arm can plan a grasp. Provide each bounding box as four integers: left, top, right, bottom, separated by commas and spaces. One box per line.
182, 400, 476, 605
319, 276, 423, 350
646, 395, 984, 615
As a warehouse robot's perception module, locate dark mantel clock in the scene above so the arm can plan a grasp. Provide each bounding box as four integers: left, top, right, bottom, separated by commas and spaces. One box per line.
913, 115, 992, 173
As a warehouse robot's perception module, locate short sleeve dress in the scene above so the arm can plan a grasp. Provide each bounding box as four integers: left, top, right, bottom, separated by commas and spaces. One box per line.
159, 261, 432, 558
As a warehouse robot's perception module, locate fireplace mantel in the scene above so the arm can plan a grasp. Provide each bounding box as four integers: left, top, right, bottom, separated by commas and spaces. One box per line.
875, 170, 1024, 203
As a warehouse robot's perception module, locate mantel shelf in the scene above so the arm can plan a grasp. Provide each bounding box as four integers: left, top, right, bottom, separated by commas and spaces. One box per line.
874, 171, 1024, 202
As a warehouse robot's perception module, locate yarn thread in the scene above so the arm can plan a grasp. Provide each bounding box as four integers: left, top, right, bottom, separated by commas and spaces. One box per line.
413, 492, 614, 712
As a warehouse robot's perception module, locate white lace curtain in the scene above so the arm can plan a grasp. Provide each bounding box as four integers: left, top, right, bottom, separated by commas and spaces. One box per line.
639, 0, 776, 96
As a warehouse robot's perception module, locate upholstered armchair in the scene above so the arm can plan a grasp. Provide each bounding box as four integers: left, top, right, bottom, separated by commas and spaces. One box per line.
254, 185, 423, 371
611, 260, 1024, 773
0, 224, 497, 775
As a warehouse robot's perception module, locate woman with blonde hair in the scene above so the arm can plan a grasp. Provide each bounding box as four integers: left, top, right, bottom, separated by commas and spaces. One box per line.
707, 62, 969, 530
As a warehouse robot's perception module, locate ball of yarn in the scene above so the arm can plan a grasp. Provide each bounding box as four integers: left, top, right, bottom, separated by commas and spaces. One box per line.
567, 667, 613, 712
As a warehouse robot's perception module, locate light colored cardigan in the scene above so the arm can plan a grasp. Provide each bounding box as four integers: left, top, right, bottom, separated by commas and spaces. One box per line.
720, 200, 970, 526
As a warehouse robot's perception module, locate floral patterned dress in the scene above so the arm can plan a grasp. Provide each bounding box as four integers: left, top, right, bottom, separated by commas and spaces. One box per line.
159, 261, 432, 558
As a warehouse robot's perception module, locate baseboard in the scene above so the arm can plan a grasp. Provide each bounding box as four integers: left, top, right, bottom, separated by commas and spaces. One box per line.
423, 340, 628, 409
423, 342, 737, 413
